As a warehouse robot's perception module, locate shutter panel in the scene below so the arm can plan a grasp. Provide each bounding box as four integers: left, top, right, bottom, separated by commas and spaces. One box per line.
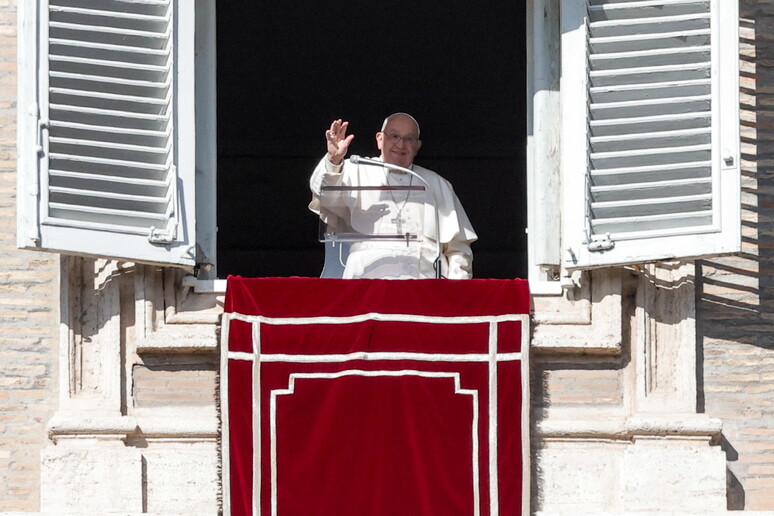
561, 0, 740, 269
17, 0, 197, 267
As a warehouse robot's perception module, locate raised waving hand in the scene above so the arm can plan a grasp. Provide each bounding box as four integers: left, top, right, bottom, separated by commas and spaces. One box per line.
325, 119, 355, 165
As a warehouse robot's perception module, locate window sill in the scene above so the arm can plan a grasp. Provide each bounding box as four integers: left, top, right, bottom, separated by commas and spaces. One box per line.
182, 277, 227, 294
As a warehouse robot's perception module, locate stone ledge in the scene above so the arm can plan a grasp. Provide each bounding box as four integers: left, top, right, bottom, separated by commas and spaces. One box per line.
626, 415, 723, 441
136, 325, 220, 354
137, 415, 218, 439
47, 413, 218, 442
531, 330, 622, 354
48, 414, 137, 443
537, 414, 723, 442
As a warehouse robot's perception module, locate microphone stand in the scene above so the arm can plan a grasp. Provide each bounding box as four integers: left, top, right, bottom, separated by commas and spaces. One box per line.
349, 155, 442, 279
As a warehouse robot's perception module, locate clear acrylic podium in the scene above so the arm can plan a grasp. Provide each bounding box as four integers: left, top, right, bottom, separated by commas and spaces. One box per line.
317, 156, 444, 279
318, 183, 428, 279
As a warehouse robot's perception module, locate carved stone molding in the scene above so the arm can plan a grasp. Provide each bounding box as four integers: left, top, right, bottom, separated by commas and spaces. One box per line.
134, 266, 222, 353
632, 261, 698, 414
532, 268, 623, 354
536, 413, 722, 443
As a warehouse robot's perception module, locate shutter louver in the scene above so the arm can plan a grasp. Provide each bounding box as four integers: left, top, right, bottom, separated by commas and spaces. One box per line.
561, 0, 739, 269
45, 0, 178, 242
18, 0, 198, 266
587, 0, 713, 239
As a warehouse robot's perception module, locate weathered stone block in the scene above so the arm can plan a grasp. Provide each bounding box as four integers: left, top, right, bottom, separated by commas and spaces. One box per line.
621, 439, 726, 512
40, 444, 142, 513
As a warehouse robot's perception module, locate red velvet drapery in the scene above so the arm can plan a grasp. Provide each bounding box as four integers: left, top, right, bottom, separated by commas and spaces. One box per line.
223, 277, 530, 515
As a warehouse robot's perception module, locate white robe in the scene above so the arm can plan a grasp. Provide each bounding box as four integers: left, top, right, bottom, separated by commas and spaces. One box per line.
309, 157, 477, 279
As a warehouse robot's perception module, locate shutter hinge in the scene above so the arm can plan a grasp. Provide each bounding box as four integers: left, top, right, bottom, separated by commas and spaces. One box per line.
588, 233, 615, 252
148, 225, 176, 244
148, 209, 178, 244
34, 105, 47, 156
148, 226, 175, 245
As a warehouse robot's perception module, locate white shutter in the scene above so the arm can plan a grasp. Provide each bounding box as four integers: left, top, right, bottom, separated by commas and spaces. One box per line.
561, 0, 740, 269
17, 0, 197, 267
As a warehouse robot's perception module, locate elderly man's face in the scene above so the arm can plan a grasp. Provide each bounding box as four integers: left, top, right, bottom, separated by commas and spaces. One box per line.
376, 115, 422, 169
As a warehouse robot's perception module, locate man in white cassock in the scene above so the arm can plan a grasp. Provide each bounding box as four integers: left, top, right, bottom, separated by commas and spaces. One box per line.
309, 113, 477, 279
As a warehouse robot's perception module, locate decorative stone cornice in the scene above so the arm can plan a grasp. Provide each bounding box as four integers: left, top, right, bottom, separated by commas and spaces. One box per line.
536, 414, 723, 443
47, 413, 218, 443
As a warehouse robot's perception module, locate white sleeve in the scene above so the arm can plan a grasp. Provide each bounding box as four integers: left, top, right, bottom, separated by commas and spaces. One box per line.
443, 239, 474, 279
309, 157, 344, 195
309, 157, 347, 215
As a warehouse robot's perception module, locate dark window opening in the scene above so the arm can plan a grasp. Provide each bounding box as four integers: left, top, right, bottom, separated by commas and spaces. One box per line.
216, 2, 527, 279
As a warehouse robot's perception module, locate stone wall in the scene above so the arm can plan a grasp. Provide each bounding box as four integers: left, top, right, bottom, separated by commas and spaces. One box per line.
697, 0, 774, 510
0, 0, 60, 511
1, 0, 772, 514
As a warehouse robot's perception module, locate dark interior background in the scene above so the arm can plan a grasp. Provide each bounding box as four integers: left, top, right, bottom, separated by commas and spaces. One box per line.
216, 1, 526, 278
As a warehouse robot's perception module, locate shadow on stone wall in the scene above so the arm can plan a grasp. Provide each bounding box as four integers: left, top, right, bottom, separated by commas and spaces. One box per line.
695, 6, 774, 510
696, 7, 773, 368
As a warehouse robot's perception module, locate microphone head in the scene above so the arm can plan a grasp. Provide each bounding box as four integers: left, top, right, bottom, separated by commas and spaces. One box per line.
349, 155, 361, 164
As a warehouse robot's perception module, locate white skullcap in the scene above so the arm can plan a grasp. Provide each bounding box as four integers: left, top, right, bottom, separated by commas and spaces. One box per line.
381, 112, 421, 138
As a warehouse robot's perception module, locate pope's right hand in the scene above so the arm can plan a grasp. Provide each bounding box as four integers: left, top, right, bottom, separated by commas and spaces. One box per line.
325, 119, 355, 165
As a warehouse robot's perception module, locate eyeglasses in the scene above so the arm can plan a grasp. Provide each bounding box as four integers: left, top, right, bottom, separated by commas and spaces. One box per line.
382, 132, 419, 146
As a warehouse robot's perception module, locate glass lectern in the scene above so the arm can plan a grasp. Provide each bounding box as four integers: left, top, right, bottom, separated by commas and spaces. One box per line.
317, 183, 429, 279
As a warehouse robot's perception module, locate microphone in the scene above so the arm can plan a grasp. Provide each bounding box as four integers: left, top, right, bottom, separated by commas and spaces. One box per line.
349, 155, 382, 166
350, 155, 415, 176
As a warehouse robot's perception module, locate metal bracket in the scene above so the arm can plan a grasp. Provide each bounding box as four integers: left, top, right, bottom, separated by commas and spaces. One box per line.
588, 233, 615, 252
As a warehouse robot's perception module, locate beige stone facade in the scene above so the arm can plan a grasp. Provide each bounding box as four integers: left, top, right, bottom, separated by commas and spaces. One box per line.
697, 2, 774, 510
0, 0, 58, 509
